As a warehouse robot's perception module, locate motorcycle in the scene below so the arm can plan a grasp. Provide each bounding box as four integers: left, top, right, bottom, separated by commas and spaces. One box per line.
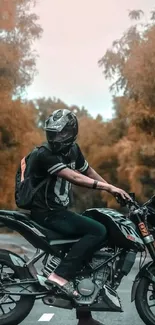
0, 194, 155, 325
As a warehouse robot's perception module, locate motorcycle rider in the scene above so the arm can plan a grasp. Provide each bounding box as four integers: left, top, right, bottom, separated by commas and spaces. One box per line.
30, 109, 131, 319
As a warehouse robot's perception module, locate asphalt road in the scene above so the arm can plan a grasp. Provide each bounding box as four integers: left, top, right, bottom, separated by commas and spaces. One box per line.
0, 233, 153, 325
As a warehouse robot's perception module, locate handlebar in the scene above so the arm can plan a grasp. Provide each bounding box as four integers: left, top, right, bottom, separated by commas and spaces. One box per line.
115, 193, 155, 223
115, 193, 140, 210
115, 193, 150, 220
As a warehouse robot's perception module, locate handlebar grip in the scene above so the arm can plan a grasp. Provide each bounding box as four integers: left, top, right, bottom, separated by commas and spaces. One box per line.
115, 194, 140, 211
115, 194, 127, 207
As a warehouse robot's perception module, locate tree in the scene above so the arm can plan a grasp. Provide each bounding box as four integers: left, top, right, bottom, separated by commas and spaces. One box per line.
0, 1, 44, 210
0, 0, 16, 30
76, 116, 122, 208
98, 9, 155, 99
0, 0, 42, 95
0, 94, 44, 209
128, 9, 144, 21
98, 9, 155, 204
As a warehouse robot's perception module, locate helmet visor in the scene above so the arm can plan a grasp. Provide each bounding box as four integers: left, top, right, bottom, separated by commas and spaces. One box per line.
47, 126, 76, 143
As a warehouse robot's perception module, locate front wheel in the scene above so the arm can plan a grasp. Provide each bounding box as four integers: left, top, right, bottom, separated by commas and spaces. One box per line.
0, 249, 35, 325
135, 266, 155, 325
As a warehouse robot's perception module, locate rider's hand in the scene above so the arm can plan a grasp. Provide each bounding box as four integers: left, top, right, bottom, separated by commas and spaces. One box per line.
107, 185, 131, 201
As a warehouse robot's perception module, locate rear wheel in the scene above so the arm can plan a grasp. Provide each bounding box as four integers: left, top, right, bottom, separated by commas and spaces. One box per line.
135, 266, 155, 325
0, 250, 35, 325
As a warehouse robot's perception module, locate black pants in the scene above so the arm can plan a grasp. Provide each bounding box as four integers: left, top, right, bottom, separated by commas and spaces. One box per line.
42, 209, 107, 280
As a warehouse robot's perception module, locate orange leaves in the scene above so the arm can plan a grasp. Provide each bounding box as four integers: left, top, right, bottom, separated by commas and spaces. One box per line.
0, 1, 44, 209
124, 99, 155, 136
97, 9, 155, 206
78, 117, 105, 156
128, 165, 153, 202
0, 0, 42, 95
99, 10, 155, 106
0, 0, 16, 30
0, 41, 21, 93
0, 96, 43, 153
0, 95, 44, 209
124, 25, 155, 106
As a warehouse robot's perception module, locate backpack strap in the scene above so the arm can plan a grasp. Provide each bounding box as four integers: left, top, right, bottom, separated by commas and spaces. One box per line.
32, 178, 48, 196
32, 143, 51, 196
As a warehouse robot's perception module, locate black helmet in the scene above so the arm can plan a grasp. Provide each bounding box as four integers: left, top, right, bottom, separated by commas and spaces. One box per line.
44, 109, 78, 153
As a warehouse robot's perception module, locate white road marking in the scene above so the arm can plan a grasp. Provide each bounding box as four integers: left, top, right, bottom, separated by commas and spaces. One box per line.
38, 313, 54, 322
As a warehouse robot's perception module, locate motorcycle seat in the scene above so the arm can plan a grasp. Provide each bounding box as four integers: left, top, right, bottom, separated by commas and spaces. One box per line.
0, 210, 80, 241
0, 209, 30, 220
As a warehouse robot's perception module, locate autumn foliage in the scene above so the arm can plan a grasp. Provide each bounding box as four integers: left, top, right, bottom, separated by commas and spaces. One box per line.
1, 5, 155, 212
98, 9, 155, 207
0, 0, 43, 208
0, 0, 16, 30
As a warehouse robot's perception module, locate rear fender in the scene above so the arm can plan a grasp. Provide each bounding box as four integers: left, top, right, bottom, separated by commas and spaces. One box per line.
0, 248, 27, 274
0, 248, 26, 266
131, 261, 155, 302
0, 249, 37, 285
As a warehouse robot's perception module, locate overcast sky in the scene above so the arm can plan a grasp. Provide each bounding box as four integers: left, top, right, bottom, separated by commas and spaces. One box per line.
26, 0, 155, 119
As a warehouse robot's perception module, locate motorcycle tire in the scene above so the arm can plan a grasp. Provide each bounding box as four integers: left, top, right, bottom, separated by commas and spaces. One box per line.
135, 265, 155, 325
0, 249, 35, 325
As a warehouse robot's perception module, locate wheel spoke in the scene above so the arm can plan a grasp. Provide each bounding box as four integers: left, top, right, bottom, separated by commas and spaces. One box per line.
1, 300, 16, 306
9, 296, 16, 303
0, 305, 5, 315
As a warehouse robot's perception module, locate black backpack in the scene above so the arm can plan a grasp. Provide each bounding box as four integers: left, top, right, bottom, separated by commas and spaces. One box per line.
15, 145, 49, 210
15, 143, 79, 210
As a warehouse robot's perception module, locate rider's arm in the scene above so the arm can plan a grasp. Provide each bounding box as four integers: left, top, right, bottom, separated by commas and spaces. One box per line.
38, 147, 129, 199
57, 168, 111, 191
85, 167, 108, 183
38, 146, 111, 191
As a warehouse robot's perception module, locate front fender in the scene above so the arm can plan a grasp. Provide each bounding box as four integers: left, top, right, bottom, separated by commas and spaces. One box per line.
131, 261, 155, 302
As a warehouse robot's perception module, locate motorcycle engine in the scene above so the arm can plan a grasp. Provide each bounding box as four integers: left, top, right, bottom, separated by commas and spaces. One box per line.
42, 251, 113, 306
77, 278, 95, 296
75, 250, 112, 298
74, 254, 112, 305
89, 250, 112, 288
